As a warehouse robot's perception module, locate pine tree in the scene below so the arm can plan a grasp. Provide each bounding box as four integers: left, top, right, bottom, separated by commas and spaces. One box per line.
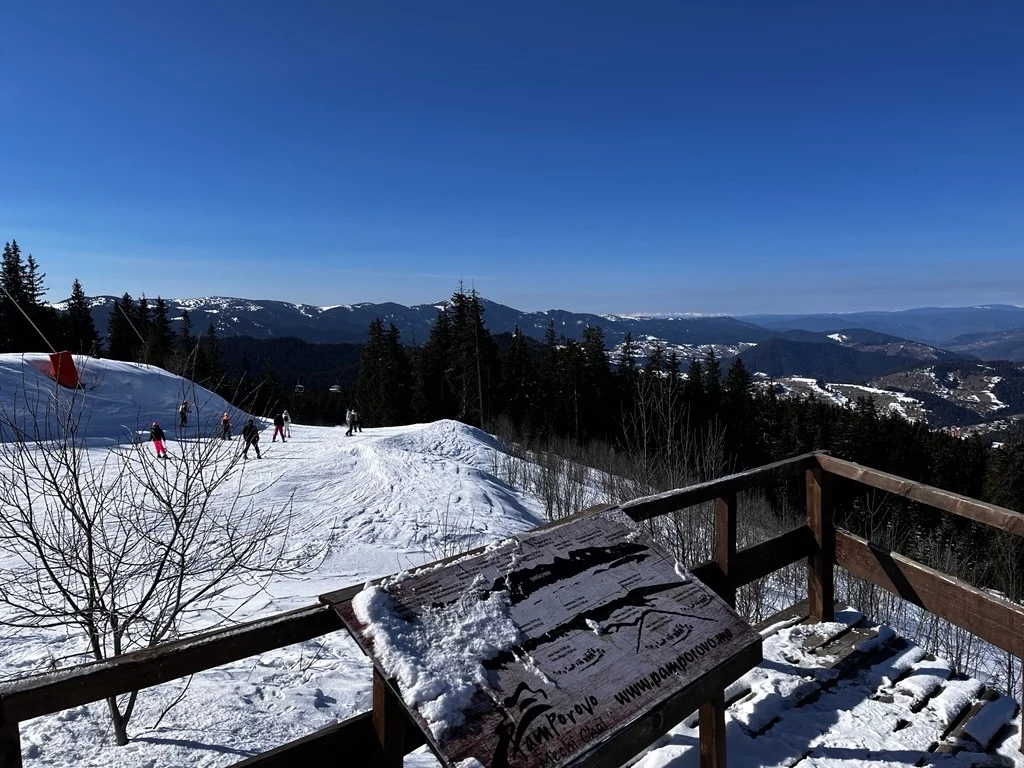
106, 294, 139, 361
682, 356, 705, 423
171, 309, 197, 376
147, 297, 176, 369
581, 325, 614, 440
723, 357, 757, 467
414, 308, 455, 421
0, 241, 29, 352
195, 322, 223, 388
499, 326, 537, 432
702, 348, 723, 414
355, 319, 413, 426
446, 288, 498, 428
64, 279, 102, 355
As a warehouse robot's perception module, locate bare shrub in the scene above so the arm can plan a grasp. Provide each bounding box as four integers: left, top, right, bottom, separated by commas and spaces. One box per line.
0, 373, 320, 746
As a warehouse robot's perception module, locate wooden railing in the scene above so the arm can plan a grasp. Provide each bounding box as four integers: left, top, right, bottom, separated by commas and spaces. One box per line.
0, 451, 1022, 766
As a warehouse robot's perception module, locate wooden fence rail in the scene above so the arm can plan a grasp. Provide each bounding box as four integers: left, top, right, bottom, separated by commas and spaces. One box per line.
0, 451, 1021, 766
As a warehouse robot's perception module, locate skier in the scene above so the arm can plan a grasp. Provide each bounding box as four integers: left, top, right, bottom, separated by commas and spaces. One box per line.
178, 399, 189, 427
272, 412, 286, 442
282, 409, 292, 438
345, 408, 355, 436
241, 419, 261, 458
220, 412, 232, 440
353, 408, 361, 433
150, 421, 167, 458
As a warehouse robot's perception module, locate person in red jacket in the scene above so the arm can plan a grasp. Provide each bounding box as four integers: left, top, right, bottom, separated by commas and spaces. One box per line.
272, 412, 286, 442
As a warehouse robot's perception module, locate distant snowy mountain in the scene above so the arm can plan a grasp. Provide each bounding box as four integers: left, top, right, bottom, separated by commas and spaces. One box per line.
740, 305, 1024, 346
79, 295, 777, 348
77, 296, 971, 363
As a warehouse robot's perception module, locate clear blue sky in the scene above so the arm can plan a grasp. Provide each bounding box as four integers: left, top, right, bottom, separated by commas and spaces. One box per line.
2, 1, 1022, 314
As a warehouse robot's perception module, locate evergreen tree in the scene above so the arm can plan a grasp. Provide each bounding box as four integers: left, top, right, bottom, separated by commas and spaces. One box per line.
106, 294, 139, 361
536, 321, 560, 435
132, 295, 152, 361
172, 309, 197, 375
414, 309, 455, 422
147, 297, 176, 369
64, 279, 102, 355
499, 326, 537, 432
682, 356, 705, 423
723, 357, 757, 467
581, 326, 614, 440
446, 288, 498, 428
195, 322, 223, 388
0, 240, 29, 352
702, 348, 723, 414
355, 319, 413, 426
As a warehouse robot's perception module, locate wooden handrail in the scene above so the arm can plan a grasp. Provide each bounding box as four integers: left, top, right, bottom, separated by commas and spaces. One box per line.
816, 454, 1024, 537
835, 529, 1024, 657
621, 451, 823, 521
0, 603, 343, 724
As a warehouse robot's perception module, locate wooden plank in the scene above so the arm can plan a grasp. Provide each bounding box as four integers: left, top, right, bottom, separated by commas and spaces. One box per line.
731, 526, 816, 588
935, 688, 999, 754
835, 529, 1024, 656
0, 722, 21, 768
232, 710, 425, 767
373, 669, 409, 768
620, 452, 822, 522
714, 495, 737, 608
698, 693, 726, 768
806, 467, 835, 623
753, 600, 810, 635
333, 509, 763, 768
818, 454, 1024, 537
0, 603, 342, 724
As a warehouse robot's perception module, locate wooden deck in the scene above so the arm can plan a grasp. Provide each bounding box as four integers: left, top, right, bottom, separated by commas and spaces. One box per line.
633, 602, 1022, 767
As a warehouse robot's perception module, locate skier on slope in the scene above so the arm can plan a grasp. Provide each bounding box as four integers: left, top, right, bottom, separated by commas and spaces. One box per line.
178, 399, 189, 427
272, 412, 286, 442
220, 412, 232, 440
150, 421, 167, 458
345, 408, 355, 436
282, 409, 292, 439
352, 408, 361, 433
241, 419, 261, 458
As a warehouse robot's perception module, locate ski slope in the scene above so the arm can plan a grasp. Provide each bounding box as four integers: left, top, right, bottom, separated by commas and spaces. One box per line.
0, 355, 1019, 767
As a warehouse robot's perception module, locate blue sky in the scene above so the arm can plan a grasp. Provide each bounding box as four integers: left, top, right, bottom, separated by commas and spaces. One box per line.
2, 1, 1021, 314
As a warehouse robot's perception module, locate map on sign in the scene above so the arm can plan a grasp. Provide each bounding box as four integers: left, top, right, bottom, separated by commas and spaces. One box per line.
334, 509, 761, 768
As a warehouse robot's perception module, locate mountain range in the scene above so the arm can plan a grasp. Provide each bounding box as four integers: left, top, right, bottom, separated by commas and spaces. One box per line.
75, 296, 1024, 361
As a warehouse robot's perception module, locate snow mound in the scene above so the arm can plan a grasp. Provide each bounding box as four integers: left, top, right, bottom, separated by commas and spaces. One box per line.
0, 353, 255, 444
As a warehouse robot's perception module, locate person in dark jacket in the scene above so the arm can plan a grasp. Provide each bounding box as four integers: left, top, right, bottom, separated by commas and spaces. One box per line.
241, 419, 261, 458
178, 399, 189, 427
220, 412, 232, 440
272, 412, 286, 442
150, 421, 167, 458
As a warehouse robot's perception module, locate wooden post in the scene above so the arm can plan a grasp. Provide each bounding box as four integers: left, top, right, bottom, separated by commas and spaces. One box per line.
806, 467, 835, 622
715, 494, 737, 608
372, 669, 407, 768
698, 692, 726, 768
0, 719, 22, 768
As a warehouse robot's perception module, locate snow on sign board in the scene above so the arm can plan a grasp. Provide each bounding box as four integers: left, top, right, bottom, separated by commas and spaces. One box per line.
331, 508, 762, 768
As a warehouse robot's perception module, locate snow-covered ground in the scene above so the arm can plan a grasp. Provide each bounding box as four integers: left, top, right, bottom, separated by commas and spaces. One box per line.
0, 355, 1019, 767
